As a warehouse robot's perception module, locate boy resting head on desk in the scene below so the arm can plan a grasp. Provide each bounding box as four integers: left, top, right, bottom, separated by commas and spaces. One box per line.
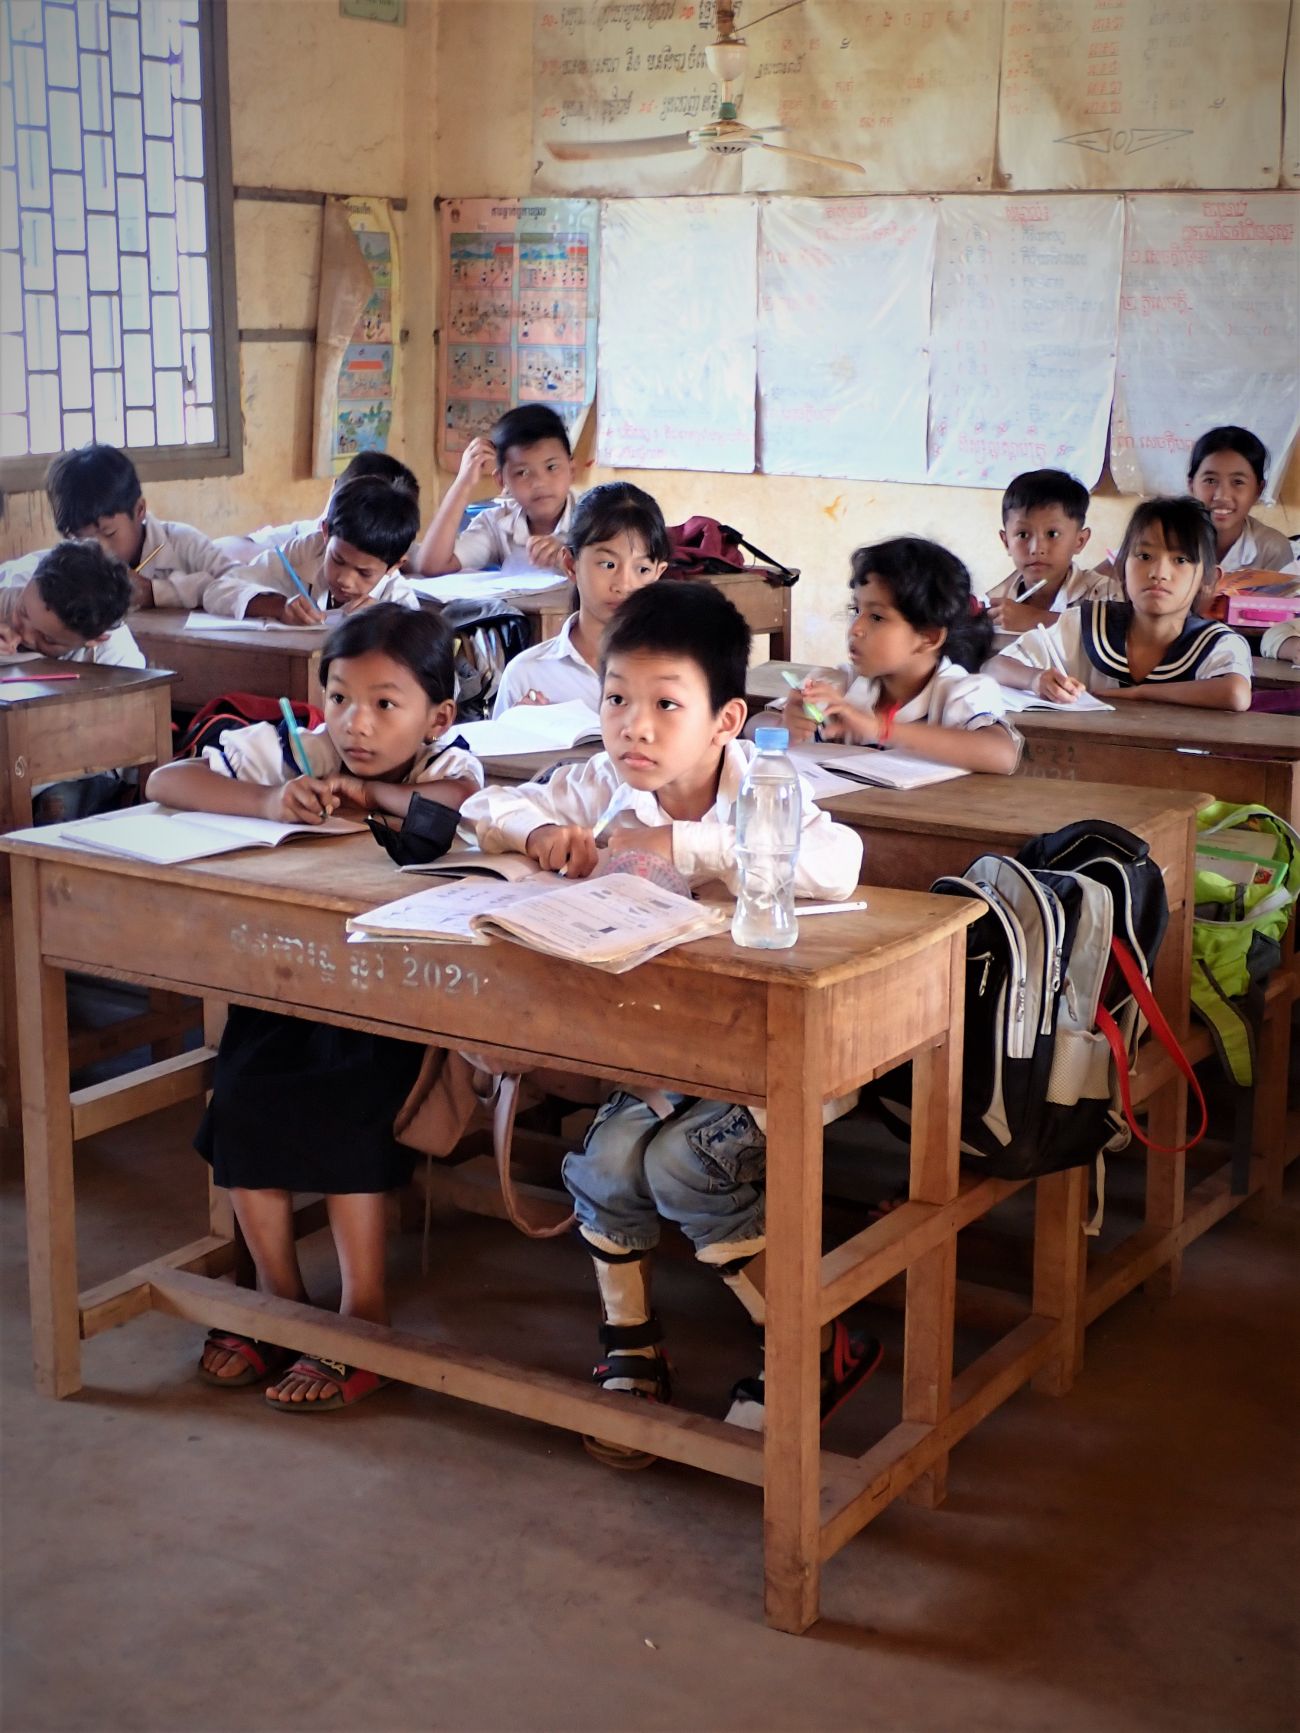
44, 442, 251, 617
491, 479, 671, 715
145, 603, 484, 1413
987, 496, 1253, 713
463, 582, 873, 1463
0, 538, 141, 667
415, 403, 579, 578
223, 476, 424, 625
215, 451, 421, 566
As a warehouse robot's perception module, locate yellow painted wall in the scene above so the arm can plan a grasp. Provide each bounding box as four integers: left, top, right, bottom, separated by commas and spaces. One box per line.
435, 1, 1299, 667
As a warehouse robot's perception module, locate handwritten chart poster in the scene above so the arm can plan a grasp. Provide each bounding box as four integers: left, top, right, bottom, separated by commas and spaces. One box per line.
314, 197, 400, 476
438, 198, 599, 470
532, 3, 739, 197
597, 198, 757, 472
928, 196, 1123, 488
740, 0, 1001, 194
999, 0, 1289, 192
758, 198, 934, 483
1111, 194, 1300, 498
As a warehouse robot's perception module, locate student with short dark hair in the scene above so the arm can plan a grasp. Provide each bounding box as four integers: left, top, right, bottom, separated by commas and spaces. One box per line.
463, 582, 869, 1461
1187, 426, 1293, 573
223, 477, 424, 622
42, 442, 249, 614
985, 468, 1116, 632
415, 403, 579, 577
0, 539, 140, 665
217, 451, 422, 563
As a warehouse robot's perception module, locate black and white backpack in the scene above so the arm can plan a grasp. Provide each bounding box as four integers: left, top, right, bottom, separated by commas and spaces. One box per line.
931, 820, 1206, 1180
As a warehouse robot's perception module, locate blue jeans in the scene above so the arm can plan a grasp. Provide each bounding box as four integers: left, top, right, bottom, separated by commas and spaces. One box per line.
562, 1091, 766, 1255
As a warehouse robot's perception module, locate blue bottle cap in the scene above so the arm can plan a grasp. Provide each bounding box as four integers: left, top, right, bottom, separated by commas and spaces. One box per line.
754, 727, 789, 751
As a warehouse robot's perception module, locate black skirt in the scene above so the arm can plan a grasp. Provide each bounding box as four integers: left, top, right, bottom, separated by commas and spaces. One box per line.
196, 1006, 423, 1194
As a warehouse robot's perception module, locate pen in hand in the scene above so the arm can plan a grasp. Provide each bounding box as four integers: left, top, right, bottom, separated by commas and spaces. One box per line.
781, 669, 826, 724
278, 696, 329, 820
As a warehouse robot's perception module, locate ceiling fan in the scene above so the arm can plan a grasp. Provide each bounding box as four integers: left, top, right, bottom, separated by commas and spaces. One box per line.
545, 0, 866, 177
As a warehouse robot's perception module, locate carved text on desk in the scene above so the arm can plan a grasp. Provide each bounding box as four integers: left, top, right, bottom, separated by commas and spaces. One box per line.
228, 924, 487, 996
1019, 742, 1079, 780
230, 925, 339, 981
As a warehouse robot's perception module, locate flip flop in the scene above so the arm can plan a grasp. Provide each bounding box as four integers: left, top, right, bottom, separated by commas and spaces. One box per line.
265, 1355, 390, 1413
197, 1330, 296, 1389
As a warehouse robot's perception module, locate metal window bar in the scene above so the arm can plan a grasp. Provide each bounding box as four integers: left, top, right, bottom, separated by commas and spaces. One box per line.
0, 0, 241, 492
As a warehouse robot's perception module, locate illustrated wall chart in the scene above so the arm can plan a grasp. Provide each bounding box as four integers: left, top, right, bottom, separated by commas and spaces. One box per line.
314, 196, 400, 477
437, 198, 599, 470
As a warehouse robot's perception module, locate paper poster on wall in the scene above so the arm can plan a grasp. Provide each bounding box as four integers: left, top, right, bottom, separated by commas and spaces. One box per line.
597, 198, 757, 473
437, 198, 599, 472
757, 198, 934, 483
1111, 194, 1300, 499
739, 0, 1001, 194
998, 0, 1289, 192
531, 4, 739, 197
313, 197, 400, 477
927, 196, 1123, 490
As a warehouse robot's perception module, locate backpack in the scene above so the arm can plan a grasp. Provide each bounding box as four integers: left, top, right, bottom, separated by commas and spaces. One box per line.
174, 692, 323, 760
665, 516, 799, 586
437, 596, 530, 721
929, 820, 1205, 1180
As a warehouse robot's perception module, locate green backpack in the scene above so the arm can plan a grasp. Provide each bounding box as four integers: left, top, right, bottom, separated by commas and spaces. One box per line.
1191, 801, 1299, 1108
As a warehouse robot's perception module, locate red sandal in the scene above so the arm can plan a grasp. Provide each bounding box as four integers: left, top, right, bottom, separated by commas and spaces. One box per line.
197, 1330, 295, 1389
265, 1355, 390, 1413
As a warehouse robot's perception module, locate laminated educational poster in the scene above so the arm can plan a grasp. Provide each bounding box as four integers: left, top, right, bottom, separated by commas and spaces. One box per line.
597, 197, 757, 473
757, 197, 934, 483
313, 197, 401, 477
1111, 194, 1300, 498
927, 195, 1124, 489
437, 198, 599, 470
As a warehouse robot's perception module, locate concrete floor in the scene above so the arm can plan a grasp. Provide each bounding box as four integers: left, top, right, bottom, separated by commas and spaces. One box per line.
1, 1095, 1297, 1733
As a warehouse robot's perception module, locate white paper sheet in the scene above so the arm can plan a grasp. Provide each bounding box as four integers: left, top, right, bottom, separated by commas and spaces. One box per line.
927, 195, 1124, 489
998, 0, 1289, 193
597, 198, 757, 473
757, 198, 934, 484
1111, 194, 1300, 498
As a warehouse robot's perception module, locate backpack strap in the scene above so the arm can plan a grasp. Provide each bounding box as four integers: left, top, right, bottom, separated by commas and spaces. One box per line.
734, 532, 798, 584
1096, 938, 1208, 1155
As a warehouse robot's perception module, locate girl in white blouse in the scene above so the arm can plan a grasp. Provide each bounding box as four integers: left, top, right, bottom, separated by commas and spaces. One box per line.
1187, 426, 1294, 574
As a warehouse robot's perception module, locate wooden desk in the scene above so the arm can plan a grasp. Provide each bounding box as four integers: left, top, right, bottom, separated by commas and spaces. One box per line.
1252, 656, 1300, 690
1016, 707, 1300, 830
3, 827, 1096, 1633
0, 662, 179, 1129
130, 612, 326, 714
515, 569, 797, 661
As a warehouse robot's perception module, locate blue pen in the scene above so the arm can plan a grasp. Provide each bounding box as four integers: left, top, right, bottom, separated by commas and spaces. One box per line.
279, 696, 327, 819
274, 545, 320, 614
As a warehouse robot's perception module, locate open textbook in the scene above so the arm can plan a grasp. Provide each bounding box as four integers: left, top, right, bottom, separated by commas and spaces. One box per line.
446, 699, 603, 758
791, 743, 967, 793
995, 685, 1114, 714
408, 569, 565, 605
348, 872, 727, 973
398, 846, 548, 881
52, 802, 364, 865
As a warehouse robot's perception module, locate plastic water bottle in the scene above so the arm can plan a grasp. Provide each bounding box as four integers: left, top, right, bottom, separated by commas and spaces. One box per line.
731, 727, 802, 949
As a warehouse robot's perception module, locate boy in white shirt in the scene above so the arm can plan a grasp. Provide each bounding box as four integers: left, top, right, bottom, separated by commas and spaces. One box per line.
463, 582, 874, 1463
491, 481, 670, 716
214, 451, 421, 566
986, 469, 1116, 632
415, 405, 579, 578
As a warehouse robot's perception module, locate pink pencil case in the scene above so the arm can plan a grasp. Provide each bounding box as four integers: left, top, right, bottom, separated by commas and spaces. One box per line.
1225, 594, 1300, 627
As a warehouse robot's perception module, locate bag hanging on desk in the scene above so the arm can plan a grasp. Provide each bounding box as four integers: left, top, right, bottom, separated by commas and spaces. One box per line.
174, 692, 323, 761
435, 596, 530, 722
665, 517, 798, 584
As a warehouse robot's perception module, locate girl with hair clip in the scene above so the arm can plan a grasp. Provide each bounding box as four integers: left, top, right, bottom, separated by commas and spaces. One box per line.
785, 536, 1021, 774
491, 480, 671, 715
147, 604, 482, 1412
989, 496, 1253, 713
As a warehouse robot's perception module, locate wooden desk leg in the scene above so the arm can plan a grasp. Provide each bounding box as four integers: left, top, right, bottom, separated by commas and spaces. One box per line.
1, 894, 20, 1137
11, 857, 80, 1397
1031, 1166, 1086, 1396
773, 586, 793, 663
763, 985, 826, 1635
902, 935, 964, 1509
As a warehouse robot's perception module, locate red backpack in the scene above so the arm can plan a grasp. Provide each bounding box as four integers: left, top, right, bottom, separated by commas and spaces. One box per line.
174, 692, 323, 760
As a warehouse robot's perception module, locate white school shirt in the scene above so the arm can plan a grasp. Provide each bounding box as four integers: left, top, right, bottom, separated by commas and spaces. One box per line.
204, 721, 483, 792
1218, 516, 1295, 575
985, 562, 1120, 611
134, 514, 256, 616
1260, 620, 1300, 659
0, 567, 144, 667
840, 656, 1017, 734
1000, 602, 1252, 694
491, 613, 598, 717
452, 491, 579, 574
224, 530, 421, 617
463, 739, 863, 901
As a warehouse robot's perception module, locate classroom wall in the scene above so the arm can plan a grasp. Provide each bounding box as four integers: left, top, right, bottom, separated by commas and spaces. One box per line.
0, 0, 438, 561
436, 0, 1300, 666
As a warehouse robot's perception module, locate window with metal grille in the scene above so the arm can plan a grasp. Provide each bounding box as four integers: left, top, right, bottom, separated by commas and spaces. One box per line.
0, 0, 240, 490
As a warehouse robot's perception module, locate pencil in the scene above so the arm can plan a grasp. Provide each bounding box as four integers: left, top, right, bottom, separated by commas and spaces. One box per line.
1015, 575, 1047, 602
273, 545, 320, 612
781, 668, 826, 724
3, 671, 80, 682
133, 543, 164, 576
277, 697, 327, 820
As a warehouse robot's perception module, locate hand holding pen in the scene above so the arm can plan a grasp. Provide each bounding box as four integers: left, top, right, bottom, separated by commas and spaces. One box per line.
278, 697, 333, 820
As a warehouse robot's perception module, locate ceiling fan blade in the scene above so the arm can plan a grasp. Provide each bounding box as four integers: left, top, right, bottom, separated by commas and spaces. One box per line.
756, 139, 867, 175
545, 133, 695, 162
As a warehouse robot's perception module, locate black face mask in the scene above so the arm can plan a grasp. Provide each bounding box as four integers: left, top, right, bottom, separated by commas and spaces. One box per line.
367, 793, 460, 868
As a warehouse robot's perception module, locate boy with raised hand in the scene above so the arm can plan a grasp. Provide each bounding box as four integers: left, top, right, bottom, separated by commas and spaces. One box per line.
462, 582, 875, 1465
40, 443, 250, 616
415, 404, 579, 578
986, 468, 1115, 633
219, 476, 423, 623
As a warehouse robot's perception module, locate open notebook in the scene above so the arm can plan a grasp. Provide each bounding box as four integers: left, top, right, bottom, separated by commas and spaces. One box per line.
446, 699, 602, 758
398, 846, 548, 882
995, 685, 1114, 714
348, 872, 727, 973
53, 802, 364, 864
792, 743, 967, 793
183, 613, 331, 633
